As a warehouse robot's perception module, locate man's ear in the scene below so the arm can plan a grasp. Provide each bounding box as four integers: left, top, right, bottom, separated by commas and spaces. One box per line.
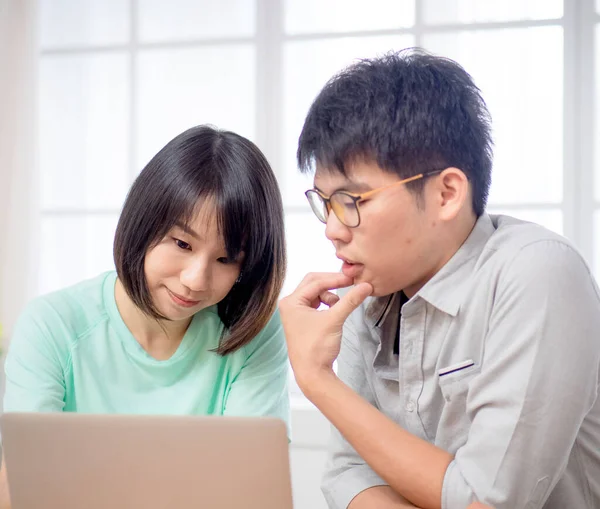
430, 167, 470, 221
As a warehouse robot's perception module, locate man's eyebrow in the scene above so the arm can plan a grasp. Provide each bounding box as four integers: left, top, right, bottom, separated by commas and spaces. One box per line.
314, 181, 372, 195
174, 221, 202, 241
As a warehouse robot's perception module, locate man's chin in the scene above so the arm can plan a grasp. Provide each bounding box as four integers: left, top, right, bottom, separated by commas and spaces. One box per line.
351, 272, 405, 298
367, 286, 388, 298
357, 278, 396, 299
352, 275, 379, 297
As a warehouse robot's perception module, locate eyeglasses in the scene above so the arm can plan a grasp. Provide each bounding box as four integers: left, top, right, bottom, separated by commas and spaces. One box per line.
305, 169, 444, 228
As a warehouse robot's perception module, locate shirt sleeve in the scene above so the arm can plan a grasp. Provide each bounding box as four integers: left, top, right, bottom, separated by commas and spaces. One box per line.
321, 311, 388, 509
442, 240, 600, 509
223, 308, 291, 436
3, 299, 68, 413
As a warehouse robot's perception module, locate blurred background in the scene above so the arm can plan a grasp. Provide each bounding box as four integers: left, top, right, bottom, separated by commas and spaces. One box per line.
0, 1, 598, 507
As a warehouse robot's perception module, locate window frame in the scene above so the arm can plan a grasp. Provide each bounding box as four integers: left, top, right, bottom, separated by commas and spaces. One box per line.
37, 0, 599, 396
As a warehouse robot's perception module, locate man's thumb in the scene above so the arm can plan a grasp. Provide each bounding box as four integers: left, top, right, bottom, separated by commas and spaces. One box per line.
331, 282, 373, 322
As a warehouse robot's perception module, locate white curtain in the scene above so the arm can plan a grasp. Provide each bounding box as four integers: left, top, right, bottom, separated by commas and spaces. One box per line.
0, 0, 38, 358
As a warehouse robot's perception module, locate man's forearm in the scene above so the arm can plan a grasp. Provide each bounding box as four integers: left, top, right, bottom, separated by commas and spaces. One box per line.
301, 371, 451, 509
349, 486, 419, 508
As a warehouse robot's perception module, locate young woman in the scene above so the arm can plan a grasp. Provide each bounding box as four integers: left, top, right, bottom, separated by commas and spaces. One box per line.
2, 124, 289, 421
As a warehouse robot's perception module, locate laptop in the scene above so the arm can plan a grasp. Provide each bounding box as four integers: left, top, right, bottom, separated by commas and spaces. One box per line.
1, 412, 293, 509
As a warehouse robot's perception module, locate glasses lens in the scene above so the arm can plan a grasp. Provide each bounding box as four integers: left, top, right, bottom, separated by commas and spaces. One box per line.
305, 190, 328, 223
330, 193, 359, 227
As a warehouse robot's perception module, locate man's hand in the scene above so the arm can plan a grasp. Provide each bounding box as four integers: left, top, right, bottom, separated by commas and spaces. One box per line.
279, 272, 373, 390
0, 456, 11, 509
281, 274, 452, 509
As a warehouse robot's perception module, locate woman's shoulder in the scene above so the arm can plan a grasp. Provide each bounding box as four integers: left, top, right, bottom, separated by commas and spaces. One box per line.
187, 306, 285, 361
240, 308, 285, 358
17, 271, 115, 345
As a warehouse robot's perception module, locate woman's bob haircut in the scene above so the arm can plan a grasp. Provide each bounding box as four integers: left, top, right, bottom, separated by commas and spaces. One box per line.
113, 125, 286, 355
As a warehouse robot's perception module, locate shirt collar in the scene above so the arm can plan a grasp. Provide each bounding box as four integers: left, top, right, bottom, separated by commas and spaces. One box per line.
365, 213, 496, 324
416, 213, 495, 316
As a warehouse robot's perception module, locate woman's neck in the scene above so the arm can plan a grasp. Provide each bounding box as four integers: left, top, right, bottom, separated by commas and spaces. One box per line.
114, 278, 191, 360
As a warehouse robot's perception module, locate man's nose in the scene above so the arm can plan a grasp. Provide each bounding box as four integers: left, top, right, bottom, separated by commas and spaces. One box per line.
325, 210, 351, 243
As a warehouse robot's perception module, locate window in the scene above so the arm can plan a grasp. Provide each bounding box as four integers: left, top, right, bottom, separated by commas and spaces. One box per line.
37, 0, 598, 386
594, 17, 600, 275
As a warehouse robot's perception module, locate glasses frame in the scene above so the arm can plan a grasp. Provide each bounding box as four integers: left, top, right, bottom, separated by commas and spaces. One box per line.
305, 169, 445, 228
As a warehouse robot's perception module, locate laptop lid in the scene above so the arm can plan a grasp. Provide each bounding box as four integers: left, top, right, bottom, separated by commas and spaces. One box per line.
1, 412, 293, 509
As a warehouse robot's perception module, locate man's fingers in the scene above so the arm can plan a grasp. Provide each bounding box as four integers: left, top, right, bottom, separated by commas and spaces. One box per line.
294, 273, 354, 305
319, 291, 340, 307
297, 272, 353, 290
330, 282, 373, 322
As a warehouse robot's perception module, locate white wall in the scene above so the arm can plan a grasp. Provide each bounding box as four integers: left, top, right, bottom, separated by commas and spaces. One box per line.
290, 401, 331, 509
0, 0, 38, 344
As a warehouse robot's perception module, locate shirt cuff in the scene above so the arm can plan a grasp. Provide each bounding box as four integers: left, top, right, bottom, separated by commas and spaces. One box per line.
442, 459, 476, 509
322, 464, 387, 509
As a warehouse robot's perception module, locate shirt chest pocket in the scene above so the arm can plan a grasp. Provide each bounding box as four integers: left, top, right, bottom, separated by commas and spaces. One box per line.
435, 363, 481, 453
438, 363, 480, 402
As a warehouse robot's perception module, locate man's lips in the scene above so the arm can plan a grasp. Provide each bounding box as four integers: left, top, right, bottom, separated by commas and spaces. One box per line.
336, 254, 360, 265
337, 255, 364, 278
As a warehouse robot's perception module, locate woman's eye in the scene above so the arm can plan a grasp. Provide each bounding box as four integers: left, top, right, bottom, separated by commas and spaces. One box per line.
217, 256, 231, 264
174, 239, 191, 250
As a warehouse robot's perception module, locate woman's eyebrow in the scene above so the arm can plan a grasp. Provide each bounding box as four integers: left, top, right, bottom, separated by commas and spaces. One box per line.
174, 221, 203, 241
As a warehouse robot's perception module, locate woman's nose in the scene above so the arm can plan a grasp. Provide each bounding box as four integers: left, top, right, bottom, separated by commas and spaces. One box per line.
180, 261, 210, 292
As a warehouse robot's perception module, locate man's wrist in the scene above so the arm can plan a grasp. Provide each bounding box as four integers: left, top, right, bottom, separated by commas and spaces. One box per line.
295, 366, 338, 400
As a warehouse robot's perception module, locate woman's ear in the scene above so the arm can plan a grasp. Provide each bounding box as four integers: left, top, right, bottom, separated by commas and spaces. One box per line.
432, 167, 470, 221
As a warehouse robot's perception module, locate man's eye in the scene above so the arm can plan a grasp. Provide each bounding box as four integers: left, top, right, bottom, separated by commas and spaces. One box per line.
174, 239, 191, 250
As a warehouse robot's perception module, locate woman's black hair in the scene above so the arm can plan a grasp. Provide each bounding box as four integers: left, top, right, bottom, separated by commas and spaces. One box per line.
114, 125, 286, 355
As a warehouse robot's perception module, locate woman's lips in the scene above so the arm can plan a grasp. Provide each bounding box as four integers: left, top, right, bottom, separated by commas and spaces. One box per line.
168, 289, 201, 308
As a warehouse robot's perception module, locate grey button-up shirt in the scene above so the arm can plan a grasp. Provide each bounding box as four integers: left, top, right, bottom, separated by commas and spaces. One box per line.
322, 214, 600, 509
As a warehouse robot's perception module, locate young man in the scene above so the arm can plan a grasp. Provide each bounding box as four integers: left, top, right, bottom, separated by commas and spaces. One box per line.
280, 49, 600, 509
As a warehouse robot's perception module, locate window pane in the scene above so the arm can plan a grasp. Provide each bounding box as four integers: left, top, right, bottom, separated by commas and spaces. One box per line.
594, 210, 600, 280
592, 24, 600, 200
423, 27, 563, 205
136, 45, 255, 170
285, 0, 414, 35
282, 35, 414, 206
138, 0, 255, 42
40, 0, 129, 49
422, 0, 562, 25
486, 208, 563, 235
39, 54, 130, 210
39, 215, 118, 295
283, 212, 339, 297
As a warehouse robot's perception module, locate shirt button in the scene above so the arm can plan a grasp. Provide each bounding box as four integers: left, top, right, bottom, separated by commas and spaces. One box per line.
405, 401, 415, 412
